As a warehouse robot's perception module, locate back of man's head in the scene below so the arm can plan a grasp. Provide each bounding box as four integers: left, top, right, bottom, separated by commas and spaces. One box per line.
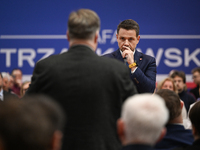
67, 9, 100, 40
0, 95, 65, 150
118, 94, 169, 146
189, 101, 200, 138
156, 89, 182, 123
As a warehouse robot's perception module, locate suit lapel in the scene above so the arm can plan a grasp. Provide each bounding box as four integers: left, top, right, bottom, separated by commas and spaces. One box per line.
134, 50, 143, 67
114, 49, 124, 63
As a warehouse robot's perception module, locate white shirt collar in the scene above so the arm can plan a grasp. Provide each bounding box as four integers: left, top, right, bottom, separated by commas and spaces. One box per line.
0, 89, 4, 101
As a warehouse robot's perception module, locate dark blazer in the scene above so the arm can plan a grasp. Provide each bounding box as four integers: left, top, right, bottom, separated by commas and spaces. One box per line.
190, 85, 200, 100
154, 124, 194, 150
122, 144, 154, 150
103, 49, 156, 93
178, 90, 196, 112
3, 90, 19, 101
173, 139, 200, 150
26, 45, 137, 150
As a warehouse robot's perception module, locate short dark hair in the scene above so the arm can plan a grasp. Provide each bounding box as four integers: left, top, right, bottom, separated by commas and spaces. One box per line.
0, 72, 2, 78
170, 70, 186, 83
156, 89, 181, 122
117, 19, 140, 37
189, 101, 200, 136
0, 95, 66, 150
11, 68, 23, 76
191, 67, 200, 74
68, 9, 100, 40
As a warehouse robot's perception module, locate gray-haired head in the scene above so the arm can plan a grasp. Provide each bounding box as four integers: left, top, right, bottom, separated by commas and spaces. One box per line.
67, 9, 100, 40
120, 94, 169, 145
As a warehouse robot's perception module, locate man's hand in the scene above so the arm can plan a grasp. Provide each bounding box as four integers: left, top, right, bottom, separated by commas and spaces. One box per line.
16, 79, 22, 87
122, 46, 134, 65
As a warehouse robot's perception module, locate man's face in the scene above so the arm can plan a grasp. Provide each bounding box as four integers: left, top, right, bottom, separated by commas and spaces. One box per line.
116, 28, 140, 52
12, 70, 22, 83
0, 75, 3, 89
192, 71, 200, 85
173, 76, 185, 93
9, 76, 14, 89
3, 77, 9, 91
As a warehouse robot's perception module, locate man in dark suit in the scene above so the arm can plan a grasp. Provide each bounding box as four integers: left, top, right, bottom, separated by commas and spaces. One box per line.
26, 9, 137, 150
117, 93, 168, 150
173, 101, 200, 150
103, 19, 156, 93
155, 89, 194, 150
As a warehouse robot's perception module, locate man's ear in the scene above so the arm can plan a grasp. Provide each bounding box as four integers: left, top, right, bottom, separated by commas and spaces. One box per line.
116, 33, 119, 40
51, 130, 63, 150
156, 127, 166, 143
66, 30, 70, 41
192, 125, 197, 136
94, 31, 99, 44
136, 35, 140, 44
117, 118, 125, 144
180, 100, 184, 109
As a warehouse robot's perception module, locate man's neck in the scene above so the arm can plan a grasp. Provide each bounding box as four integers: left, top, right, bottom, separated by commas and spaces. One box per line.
69, 39, 96, 51
178, 89, 184, 94
122, 140, 152, 147
194, 135, 200, 141
168, 116, 183, 124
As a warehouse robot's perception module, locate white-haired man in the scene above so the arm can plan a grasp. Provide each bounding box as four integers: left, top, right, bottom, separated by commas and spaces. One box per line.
1, 72, 10, 92
117, 94, 169, 150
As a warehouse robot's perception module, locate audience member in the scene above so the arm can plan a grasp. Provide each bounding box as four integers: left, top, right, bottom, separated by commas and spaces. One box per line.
20, 81, 31, 97
117, 94, 169, 150
26, 9, 137, 150
190, 67, 200, 100
103, 19, 156, 93
173, 100, 200, 150
1, 72, 10, 92
157, 77, 177, 93
157, 77, 187, 122
8, 74, 14, 93
155, 89, 194, 150
0, 72, 18, 101
169, 69, 176, 77
11, 68, 23, 97
170, 70, 196, 112
0, 95, 65, 150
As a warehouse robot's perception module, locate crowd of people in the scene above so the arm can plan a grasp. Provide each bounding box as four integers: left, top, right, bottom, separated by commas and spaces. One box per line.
0, 68, 31, 100
0, 8, 200, 150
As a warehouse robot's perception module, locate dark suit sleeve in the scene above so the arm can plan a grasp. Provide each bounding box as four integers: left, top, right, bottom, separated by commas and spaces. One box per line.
122, 69, 138, 99
26, 60, 48, 95
130, 57, 156, 93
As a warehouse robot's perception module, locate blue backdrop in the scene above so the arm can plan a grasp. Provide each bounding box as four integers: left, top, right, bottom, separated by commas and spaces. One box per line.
0, 0, 200, 81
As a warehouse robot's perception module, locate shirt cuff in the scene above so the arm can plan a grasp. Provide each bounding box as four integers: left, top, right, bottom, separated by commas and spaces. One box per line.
131, 67, 138, 74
